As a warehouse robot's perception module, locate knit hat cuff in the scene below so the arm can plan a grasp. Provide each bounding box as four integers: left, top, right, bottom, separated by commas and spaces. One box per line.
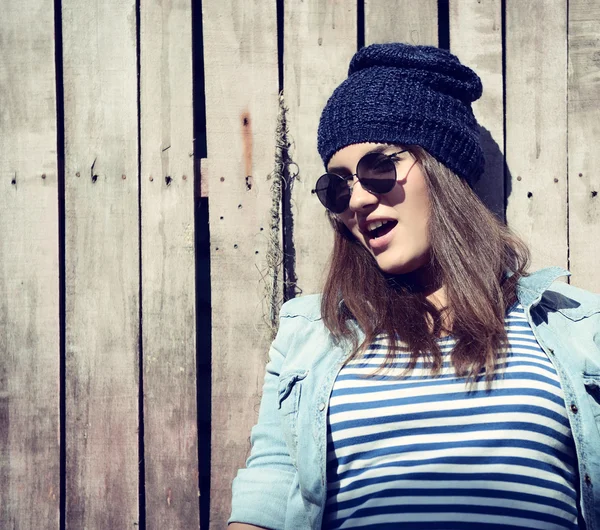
320, 117, 484, 183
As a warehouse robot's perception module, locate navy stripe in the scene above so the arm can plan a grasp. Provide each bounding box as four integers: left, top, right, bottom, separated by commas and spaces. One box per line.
329, 403, 571, 434
328, 455, 577, 486
327, 503, 575, 530
331, 522, 575, 530
328, 437, 576, 469
328, 470, 577, 501
329, 486, 578, 516
333, 368, 562, 392
348, 349, 555, 370
330, 419, 572, 453
330, 387, 567, 417
338, 358, 558, 382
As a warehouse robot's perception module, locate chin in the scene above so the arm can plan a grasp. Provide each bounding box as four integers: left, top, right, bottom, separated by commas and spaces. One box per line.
374, 253, 430, 276
376, 260, 418, 276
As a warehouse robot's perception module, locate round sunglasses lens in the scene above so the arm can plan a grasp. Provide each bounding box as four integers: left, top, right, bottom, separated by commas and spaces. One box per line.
357, 152, 397, 194
315, 174, 350, 213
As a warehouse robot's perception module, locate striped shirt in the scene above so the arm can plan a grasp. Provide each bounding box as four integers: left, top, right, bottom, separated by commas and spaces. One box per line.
323, 304, 579, 529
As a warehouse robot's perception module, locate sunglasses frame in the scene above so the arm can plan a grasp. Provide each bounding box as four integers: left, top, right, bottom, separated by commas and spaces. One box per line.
312, 149, 408, 214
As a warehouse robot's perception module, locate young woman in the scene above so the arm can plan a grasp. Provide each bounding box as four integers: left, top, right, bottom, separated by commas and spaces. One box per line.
229, 43, 600, 530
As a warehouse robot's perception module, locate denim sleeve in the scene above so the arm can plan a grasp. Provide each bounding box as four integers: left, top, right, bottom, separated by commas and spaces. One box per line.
229, 314, 298, 529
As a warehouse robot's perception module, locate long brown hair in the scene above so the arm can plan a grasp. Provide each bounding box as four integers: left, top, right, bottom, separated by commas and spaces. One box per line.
321, 146, 530, 384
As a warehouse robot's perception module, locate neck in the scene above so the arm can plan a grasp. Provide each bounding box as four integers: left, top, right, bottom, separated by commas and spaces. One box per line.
389, 262, 445, 303
386, 263, 451, 336
425, 283, 447, 311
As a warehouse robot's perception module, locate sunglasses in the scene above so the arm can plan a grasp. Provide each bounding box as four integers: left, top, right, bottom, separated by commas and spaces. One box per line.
312, 150, 408, 213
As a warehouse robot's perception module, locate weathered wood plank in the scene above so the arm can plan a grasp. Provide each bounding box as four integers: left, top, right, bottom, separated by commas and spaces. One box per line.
140, 0, 199, 528
285, 0, 357, 296
449, 0, 504, 219
567, 0, 600, 291
0, 1, 59, 528
365, 0, 438, 46
202, 1, 279, 527
62, 0, 140, 527
505, 1, 568, 272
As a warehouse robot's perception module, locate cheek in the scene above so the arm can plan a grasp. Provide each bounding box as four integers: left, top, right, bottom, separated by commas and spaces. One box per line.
403, 211, 430, 253
339, 215, 369, 248
401, 185, 430, 237
346, 220, 364, 240
412, 208, 430, 238
338, 213, 356, 235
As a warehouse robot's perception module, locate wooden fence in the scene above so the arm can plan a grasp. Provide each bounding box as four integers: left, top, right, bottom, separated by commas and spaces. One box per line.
1, 0, 599, 528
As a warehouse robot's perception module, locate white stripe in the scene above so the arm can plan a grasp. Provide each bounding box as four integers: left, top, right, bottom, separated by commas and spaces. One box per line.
328, 394, 570, 431
327, 444, 576, 481
330, 462, 574, 494
333, 361, 560, 387
329, 378, 563, 408
329, 428, 572, 463
332, 494, 576, 524
326, 477, 577, 512
330, 411, 571, 444
333, 510, 574, 530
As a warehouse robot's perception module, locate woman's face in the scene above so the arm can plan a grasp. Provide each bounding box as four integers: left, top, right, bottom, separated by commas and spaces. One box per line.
328, 142, 431, 275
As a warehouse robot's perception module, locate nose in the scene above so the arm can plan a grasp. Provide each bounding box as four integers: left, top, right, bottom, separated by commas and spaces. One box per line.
348, 179, 378, 212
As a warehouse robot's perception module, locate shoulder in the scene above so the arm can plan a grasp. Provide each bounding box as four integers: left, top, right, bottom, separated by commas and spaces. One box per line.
271, 294, 341, 370
280, 293, 323, 322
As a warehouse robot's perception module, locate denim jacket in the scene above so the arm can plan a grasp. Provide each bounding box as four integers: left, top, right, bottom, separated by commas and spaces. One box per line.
230, 267, 600, 529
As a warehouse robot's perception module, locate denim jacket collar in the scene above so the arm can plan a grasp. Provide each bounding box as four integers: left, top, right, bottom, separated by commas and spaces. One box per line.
516, 266, 570, 310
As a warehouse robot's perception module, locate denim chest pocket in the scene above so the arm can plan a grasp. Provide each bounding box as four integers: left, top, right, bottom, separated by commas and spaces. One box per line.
583, 374, 600, 421
277, 370, 309, 465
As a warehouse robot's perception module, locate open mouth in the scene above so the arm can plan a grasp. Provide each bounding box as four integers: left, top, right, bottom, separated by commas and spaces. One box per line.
366, 219, 397, 239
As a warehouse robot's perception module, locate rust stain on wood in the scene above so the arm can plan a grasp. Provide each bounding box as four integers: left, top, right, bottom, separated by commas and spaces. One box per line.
241, 110, 252, 187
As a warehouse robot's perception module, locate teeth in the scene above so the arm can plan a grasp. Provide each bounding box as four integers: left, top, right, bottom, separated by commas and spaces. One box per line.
367, 220, 388, 232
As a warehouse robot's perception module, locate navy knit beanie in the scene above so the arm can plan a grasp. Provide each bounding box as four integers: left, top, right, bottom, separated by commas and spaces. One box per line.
317, 43, 485, 184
